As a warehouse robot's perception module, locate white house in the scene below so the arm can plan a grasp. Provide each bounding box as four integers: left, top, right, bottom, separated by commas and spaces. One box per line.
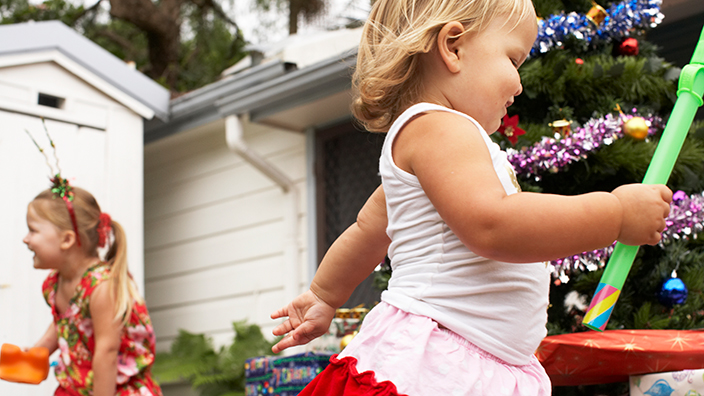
142, 26, 369, 350
0, 20, 169, 396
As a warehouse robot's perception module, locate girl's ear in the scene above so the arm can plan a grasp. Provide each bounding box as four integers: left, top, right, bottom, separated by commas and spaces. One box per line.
437, 21, 467, 74
60, 230, 77, 251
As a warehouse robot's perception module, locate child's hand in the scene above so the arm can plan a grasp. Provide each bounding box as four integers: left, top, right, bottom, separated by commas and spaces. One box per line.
611, 184, 672, 246
270, 290, 336, 354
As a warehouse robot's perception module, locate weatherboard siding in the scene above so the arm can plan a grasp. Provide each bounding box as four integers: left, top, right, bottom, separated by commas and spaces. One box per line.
143, 120, 308, 352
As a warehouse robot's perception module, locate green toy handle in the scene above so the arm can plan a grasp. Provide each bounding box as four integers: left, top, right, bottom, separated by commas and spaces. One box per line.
582, 27, 704, 332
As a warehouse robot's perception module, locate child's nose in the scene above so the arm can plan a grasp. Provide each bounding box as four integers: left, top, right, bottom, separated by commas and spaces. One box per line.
515, 83, 523, 96
22, 234, 30, 244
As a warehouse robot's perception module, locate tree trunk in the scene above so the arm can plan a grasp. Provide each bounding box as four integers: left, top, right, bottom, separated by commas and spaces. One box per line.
108, 0, 185, 88
289, 2, 299, 35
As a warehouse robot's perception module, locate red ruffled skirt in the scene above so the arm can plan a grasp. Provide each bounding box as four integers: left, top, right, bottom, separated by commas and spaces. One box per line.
299, 354, 404, 396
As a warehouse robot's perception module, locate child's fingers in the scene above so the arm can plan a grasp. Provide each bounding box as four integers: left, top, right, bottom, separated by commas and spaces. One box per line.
271, 322, 320, 353
270, 306, 289, 320
272, 319, 295, 337
656, 184, 673, 203
271, 328, 302, 353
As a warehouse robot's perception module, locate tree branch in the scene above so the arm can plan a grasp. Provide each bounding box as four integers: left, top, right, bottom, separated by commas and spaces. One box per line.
108, 0, 184, 35
189, 0, 240, 33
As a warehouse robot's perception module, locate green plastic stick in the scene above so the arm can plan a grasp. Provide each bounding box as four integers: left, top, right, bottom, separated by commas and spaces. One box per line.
583, 28, 704, 331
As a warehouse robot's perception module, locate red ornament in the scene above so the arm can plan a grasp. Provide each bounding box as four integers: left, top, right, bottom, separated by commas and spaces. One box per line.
618, 37, 639, 56
497, 114, 525, 145
575, 58, 584, 65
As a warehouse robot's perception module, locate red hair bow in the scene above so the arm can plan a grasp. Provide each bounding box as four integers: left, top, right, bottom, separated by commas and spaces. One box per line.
97, 213, 112, 248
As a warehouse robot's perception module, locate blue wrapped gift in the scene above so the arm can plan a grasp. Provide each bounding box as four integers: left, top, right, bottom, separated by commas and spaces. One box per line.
245, 352, 332, 396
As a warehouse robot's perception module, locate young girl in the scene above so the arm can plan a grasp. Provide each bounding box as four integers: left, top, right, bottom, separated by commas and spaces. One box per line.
271, 0, 672, 394
24, 181, 163, 396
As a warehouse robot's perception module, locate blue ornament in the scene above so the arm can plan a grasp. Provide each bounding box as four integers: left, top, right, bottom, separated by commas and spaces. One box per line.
659, 270, 688, 307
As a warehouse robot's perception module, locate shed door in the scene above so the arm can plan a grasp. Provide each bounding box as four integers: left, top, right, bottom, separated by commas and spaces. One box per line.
0, 111, 106, 396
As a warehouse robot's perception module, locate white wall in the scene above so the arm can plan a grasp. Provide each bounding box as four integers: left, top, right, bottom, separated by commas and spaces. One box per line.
0, 61, 145, 395
143, 118, 308, 352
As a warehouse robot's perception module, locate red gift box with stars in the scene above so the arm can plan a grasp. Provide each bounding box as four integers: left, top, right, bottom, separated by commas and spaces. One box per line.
536, 330, 704, 386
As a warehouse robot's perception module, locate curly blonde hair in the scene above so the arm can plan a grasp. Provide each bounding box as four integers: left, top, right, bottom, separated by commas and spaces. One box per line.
352, 0, 535, 132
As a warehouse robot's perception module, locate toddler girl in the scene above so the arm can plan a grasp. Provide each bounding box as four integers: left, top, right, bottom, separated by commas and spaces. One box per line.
271, 0, 672, 393
24, 179, 162, 396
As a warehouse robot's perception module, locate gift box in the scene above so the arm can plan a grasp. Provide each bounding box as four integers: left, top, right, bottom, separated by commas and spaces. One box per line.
305, 308, 368, 354
630, 368, 704, 396
537, 330, 704, 386
245, 352, 333, 396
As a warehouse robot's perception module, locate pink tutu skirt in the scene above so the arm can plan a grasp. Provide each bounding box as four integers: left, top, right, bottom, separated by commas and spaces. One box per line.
301, 302, 551, 396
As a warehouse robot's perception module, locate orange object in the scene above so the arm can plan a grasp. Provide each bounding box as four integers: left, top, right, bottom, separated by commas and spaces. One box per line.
0, 343, 50, 384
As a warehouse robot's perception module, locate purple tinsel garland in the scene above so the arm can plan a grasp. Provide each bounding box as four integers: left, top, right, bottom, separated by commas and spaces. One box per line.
549, 191, 704, 280
505, 111, 704, 278
506, 110, 664, 180
532, 0, 664, 56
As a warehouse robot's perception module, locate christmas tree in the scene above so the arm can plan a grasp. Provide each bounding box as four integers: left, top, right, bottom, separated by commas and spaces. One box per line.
497, 0, 704, 394
369, 0, 704, 393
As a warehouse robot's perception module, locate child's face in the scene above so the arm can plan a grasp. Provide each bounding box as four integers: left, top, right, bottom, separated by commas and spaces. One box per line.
23, 205, 66, 270
449, 12, 537, 133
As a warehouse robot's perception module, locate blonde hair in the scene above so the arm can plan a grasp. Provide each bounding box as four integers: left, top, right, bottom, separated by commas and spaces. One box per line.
352, 0, 535, 132
30, 187, 143, 324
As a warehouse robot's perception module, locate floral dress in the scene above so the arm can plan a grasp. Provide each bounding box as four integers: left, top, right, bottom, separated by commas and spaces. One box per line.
42, 263, 163, 396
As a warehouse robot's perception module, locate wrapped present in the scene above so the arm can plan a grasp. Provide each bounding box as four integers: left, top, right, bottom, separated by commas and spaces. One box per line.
537, 330, 704, 386
305, 308, 368, 354
245, 355, 276, 396
630, 368, 704, 396
245, 352, 333, 396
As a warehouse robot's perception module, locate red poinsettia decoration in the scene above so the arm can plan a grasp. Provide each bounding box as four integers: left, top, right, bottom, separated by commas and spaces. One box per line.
498, 114, 525, 145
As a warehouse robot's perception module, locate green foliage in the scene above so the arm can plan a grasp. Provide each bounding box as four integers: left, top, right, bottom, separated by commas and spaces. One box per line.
0, 0, 88, 26
176, 6, 247, 92
516, 50, 678, 125
0, 0, 248, 93
153, 321, 277, 396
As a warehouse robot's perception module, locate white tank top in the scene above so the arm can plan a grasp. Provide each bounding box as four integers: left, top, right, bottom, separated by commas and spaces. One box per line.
380, 103, 550, 365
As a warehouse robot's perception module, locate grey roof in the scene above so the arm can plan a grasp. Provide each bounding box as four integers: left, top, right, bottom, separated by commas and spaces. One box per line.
0, 20, 170, 121
144, 48, 357, 143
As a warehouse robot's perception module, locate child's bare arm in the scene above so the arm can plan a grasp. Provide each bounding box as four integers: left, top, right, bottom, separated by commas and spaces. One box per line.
33, 323, 58, 353
271, 185, 390, 353
395, 112, 671, 263
90, 282, 122, 396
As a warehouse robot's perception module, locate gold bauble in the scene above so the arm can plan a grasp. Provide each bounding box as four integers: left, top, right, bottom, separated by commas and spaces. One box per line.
623, 117, 649, 140
549, 119, 572, 136
340, 332, 357, 350
586, 4, 607, 26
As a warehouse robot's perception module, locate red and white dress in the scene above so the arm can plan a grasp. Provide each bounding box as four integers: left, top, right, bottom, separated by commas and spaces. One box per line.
43, 262, 163, 396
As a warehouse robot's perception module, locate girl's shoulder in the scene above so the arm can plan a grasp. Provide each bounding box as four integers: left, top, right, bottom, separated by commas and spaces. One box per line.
80, 262, 112, 292
41, 270, 59, 303
393, 103, 482, 135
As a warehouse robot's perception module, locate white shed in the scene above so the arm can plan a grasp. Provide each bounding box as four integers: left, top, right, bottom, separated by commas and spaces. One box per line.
0, 20, 169, 396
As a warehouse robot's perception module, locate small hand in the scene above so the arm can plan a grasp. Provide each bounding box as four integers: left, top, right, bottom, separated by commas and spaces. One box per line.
612, 184, 672, 246
270, 290, 336, 354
